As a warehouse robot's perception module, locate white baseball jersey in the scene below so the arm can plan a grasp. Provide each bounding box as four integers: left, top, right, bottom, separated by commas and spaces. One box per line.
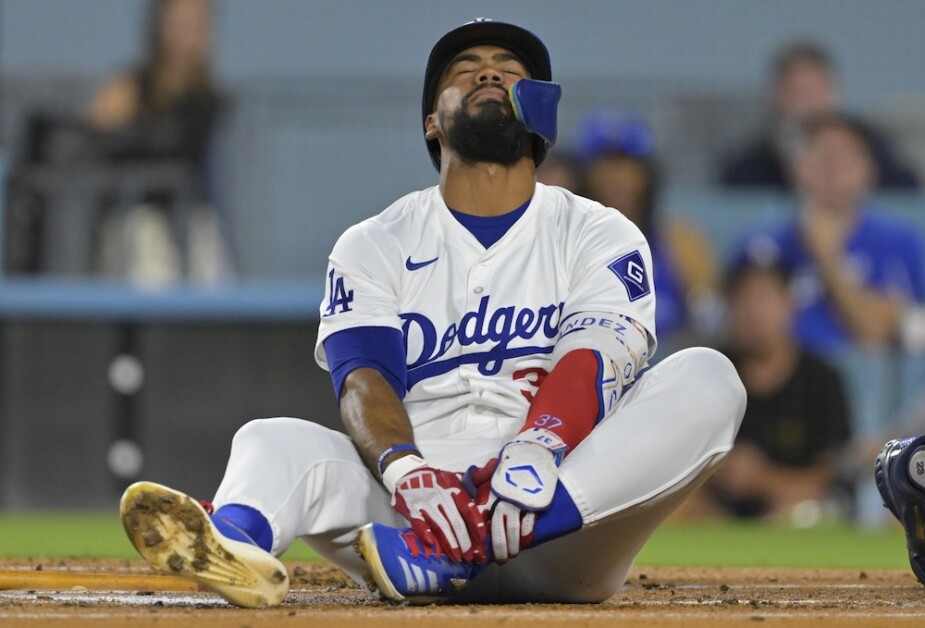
314, 182, 657, 452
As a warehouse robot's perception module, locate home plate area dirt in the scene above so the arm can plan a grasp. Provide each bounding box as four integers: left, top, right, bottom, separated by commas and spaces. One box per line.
1, 559, 925, 626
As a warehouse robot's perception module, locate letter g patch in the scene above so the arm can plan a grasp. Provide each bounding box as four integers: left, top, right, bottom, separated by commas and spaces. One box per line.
608, 251, 651, 302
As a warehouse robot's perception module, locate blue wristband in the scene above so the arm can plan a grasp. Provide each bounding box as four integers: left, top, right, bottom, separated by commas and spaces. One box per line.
376, 444, 421, 478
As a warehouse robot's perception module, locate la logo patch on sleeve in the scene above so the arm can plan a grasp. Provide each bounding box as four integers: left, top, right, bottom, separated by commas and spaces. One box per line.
608, 251, 651, 301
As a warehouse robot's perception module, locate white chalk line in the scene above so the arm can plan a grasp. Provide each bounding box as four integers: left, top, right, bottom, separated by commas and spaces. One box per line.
3, 590, 911, 608
2, 587, 923, 607
3, 587, 925, 621
1, 590, 227, 608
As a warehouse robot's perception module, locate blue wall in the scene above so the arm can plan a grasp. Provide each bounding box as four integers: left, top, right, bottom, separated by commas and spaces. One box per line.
4, 0, 925, 108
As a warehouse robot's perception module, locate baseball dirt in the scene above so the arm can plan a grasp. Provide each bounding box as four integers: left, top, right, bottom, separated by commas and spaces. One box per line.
0, 558, 923, 626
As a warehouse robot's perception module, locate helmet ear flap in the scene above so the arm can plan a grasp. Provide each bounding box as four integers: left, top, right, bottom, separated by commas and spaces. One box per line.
509, 79, 561, 147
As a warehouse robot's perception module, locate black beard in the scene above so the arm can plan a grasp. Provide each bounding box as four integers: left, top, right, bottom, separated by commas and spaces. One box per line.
441, 89, 533, 167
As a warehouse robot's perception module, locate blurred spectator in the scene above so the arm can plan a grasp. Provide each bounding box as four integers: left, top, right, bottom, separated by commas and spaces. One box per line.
88, 0, 219, 169
574, 109, 721, 345
705, 257, 852, 521
732, 113, 925, 355
3, 0, 231, 282
536, 151, 579, 190
720, 40, 919, 191
85, 0, 231, 284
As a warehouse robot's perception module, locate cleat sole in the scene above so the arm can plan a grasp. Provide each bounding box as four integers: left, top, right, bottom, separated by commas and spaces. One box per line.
121, 481, 289, 608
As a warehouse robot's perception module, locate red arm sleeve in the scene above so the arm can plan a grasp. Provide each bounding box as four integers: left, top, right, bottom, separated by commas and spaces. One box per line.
518, 349, 604, 454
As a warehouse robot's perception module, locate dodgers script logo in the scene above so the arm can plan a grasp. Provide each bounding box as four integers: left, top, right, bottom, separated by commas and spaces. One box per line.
401, 295, 564, 389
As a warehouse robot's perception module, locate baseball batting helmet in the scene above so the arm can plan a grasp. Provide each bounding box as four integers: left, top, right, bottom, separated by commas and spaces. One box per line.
422, 18, 552, 171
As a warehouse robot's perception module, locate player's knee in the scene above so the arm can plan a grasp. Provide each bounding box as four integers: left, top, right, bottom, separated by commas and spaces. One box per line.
231, 417, 328, 455
690, 347, 744, 397
675, 347, 747, 433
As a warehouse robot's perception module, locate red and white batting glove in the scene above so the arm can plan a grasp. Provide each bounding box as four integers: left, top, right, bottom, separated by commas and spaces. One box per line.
383, 454, 486, 563
463, 460, 536, 564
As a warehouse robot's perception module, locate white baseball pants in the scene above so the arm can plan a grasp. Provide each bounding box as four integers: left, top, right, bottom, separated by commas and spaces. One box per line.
213, 347, 746, 602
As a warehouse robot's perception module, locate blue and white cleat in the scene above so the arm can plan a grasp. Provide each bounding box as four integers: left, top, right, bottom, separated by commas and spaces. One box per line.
875, 436, 925, 585
355, 523, 480, 604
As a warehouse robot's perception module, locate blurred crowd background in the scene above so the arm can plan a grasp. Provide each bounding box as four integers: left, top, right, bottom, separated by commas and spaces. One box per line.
3, 0, 925, 528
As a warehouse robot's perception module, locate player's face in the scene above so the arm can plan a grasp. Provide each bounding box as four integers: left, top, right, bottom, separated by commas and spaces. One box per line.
426, 45, 533, 167
434, 45, 530, 114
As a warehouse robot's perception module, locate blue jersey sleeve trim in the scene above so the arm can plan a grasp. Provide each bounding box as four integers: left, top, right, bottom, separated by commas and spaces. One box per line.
323, 326, 407, 400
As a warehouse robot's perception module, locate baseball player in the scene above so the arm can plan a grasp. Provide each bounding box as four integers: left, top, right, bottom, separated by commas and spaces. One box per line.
120, 18, 746, 607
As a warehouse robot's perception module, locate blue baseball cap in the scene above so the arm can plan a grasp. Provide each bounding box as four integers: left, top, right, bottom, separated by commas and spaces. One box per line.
574, 109, 654, 160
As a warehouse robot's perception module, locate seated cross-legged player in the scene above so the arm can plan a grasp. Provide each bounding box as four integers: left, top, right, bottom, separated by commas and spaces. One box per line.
120, 18, 746, 606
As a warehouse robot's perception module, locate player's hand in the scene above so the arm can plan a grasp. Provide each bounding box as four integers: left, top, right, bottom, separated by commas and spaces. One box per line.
386, 456, 486, 563
490, 427, 565, 511
463, 459, 535, 564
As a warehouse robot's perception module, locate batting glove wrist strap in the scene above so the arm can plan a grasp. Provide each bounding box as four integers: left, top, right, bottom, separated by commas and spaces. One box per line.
512, 427, 568, 465
381, 454, 427, 494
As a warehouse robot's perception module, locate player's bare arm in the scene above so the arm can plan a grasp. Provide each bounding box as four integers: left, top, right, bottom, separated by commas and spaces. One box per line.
340, 366, 487, 563
339, 367, 417, 475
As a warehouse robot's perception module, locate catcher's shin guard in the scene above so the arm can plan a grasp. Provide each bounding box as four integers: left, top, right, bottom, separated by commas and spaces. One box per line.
121, 481, 289, 608
875, 436, 925, 585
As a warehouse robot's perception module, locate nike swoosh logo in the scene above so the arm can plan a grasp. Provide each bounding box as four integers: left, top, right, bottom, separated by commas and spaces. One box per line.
405, 256, 438, 271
